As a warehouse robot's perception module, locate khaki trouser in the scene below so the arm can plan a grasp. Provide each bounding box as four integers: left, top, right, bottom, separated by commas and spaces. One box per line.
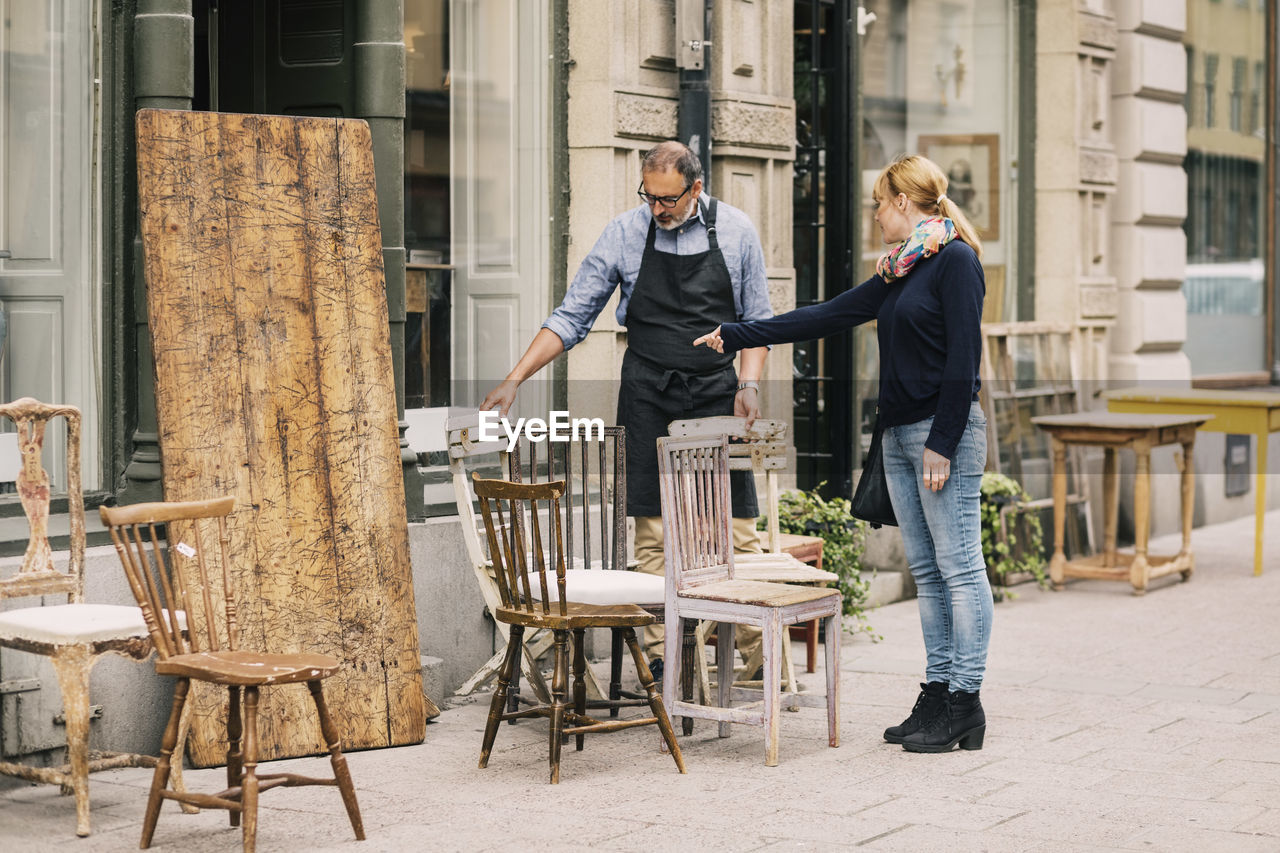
633, 515, 763, 663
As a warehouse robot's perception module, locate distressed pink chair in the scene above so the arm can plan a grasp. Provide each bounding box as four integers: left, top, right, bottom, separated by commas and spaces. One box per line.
0, 397, 187, 837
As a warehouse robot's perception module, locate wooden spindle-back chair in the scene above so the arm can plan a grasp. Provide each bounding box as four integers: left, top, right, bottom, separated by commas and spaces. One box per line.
0, 397, 183, 837
657, 434, 842, 766
471, 474, 684, 783
99, 496, 364, 852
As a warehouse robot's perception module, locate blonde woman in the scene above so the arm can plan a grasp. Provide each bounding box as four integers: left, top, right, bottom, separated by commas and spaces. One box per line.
694, 154, 992, 753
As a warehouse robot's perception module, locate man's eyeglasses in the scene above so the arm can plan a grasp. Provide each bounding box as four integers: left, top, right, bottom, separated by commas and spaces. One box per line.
637, 182, 692, 209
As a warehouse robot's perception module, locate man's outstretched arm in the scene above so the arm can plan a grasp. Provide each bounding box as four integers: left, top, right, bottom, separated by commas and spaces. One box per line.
479, 328, 566, 417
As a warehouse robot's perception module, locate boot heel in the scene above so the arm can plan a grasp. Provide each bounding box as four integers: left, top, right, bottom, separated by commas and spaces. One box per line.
959, 726, 985, 750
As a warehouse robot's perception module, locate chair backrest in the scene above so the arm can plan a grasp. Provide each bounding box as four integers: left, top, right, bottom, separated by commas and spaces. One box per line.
99, 496, 237, 660
667, 416, 787, 552
445, 410, 510, 589
472, 474, 568, 618
508, 425, 627, 572
0, 398, 84, 602
656, 434, 733, 592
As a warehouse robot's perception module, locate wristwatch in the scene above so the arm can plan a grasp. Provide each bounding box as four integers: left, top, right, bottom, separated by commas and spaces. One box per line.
736, 381, 760, 392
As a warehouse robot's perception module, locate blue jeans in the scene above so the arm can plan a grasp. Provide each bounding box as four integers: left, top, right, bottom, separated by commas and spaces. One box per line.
883, 402, 992, 692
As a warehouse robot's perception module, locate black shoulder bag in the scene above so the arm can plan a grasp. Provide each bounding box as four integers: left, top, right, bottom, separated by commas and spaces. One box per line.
850, 414, 897, 528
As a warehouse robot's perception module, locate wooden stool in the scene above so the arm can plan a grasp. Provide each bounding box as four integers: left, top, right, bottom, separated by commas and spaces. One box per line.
1032, 412, 1213, 595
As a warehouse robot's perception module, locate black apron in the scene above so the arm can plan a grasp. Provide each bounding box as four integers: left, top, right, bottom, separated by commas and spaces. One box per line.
618, 197, 758, 518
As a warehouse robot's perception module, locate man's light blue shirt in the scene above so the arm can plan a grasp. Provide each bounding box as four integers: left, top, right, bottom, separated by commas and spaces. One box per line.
543, 195, 773, 350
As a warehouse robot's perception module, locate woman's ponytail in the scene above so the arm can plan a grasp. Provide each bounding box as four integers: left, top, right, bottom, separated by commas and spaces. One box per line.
937, 195, 983, 259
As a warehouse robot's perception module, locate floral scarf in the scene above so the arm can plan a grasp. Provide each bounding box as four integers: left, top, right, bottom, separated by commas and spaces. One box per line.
876, 217, 956, 282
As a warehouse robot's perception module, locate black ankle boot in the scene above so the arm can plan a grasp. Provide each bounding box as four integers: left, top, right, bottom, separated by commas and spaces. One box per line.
901, 689, 986, 753
883, 681, 949, 744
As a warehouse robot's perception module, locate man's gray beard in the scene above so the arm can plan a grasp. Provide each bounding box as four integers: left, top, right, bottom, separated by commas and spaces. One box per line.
655, 199, 696, 231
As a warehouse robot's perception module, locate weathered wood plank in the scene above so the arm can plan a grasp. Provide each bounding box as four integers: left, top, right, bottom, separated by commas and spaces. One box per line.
137, 109, 426, 765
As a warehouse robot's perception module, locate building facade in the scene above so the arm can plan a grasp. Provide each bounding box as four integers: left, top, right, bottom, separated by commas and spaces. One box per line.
0, 0, 1278, 749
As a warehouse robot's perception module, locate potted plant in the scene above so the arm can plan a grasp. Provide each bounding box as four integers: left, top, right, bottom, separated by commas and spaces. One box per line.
768, 484, 878, 638
979, 471, 1048, 600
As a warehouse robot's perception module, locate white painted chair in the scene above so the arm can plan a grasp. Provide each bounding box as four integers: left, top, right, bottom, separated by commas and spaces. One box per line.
665, 417, 837, 699
446, 411, 664, 712
657, 433, 841, 766
0, 398, 189, 837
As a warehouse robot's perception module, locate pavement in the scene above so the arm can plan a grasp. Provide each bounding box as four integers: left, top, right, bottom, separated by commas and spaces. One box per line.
4, 509, 1280, 852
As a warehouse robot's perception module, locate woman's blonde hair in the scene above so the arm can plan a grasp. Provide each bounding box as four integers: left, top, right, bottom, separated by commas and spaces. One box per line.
873, 154, 983, 259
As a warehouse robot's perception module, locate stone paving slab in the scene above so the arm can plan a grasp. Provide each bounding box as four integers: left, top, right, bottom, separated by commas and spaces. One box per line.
2, 508, 1279, 852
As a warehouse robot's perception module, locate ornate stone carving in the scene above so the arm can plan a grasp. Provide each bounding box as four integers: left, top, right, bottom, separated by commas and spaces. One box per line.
1078, 11, 1117, 51
712, 101, 793, 150
1079, 283, 1118, 320
614, 93, 677, 140
1080, 148, 1118, 185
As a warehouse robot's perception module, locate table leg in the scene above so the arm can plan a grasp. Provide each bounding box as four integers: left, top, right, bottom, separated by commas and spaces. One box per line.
1103, 447, 1118, 568
1130, 446, 1152, 594
1049, 438, 1068, 590
1180, 437, 1195, 580
1254, 433, 1268, 577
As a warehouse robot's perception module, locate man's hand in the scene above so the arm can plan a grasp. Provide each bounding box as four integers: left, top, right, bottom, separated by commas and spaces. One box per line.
922, 447, 951, 492
692, 326, 725, 353
735, 387, 760, 430
480, 379, 519, 419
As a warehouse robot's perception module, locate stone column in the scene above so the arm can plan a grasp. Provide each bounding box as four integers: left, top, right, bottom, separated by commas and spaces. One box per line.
1036, 0, 1120, 390
354, 1, 422, 518
1109, 1, 1191, 384
123, 0, 193, 503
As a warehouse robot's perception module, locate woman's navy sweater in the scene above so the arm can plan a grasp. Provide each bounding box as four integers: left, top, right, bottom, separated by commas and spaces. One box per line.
719, 238, 984, 460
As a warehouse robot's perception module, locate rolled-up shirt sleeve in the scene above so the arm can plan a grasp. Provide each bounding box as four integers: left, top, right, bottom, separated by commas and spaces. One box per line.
542, 219, 624, 350
736, 227, 772, 323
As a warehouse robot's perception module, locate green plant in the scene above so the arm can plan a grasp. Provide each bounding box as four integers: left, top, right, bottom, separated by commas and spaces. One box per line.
979, 471, 1048, 600
764, 484, 879, 639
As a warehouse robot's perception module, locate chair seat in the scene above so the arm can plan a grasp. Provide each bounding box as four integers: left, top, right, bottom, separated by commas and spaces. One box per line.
528, 568, 665, 607
680, 579, 841, 608
0, 603, 157, 645
777, 532, 824, 562
734, 555, 837, 584
155, 649, 340, 685
495, 600, 655, 630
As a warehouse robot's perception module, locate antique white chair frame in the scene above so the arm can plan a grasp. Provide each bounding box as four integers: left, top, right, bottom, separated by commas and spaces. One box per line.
657, 433, 841, 766
0, 398, 189, 837
447, 411, 664, 711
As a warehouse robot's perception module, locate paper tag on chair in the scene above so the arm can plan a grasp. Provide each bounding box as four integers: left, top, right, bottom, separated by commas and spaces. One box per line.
175, 542, 196, 558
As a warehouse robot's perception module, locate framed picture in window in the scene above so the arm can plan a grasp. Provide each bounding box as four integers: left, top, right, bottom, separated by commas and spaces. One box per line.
917, 134, 1000, 242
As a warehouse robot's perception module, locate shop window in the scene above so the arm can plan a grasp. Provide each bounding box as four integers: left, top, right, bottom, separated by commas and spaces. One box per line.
1184, 2, 1269, 378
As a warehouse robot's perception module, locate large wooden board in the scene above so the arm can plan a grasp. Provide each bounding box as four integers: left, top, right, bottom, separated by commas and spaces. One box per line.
136, 109, 426, 765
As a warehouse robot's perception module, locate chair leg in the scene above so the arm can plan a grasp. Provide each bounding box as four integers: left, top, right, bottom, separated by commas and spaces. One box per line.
623, 628, 685, 773
782, 625, 800, 712
227, 686, 242, 827
806, 618, 819, 673
549, 629, 569, 784
141, 677, 190, 849
172, 699, 197, 813
241, 687, 260, 853
572, 628, 587, 752
680, 619, 697, 736
662, 613, 681, 735
762, 612, 782, 767
608, 628, 624, 718
50, 646, 92, 837
308, 680, 365, 840
716, 622, 734, 739
480, 625, 524, 768
825, 611, 841, 748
